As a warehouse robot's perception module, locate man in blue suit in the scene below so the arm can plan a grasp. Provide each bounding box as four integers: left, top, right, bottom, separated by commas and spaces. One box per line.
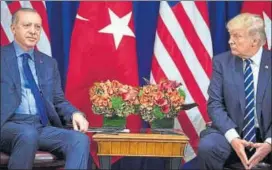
1, 8, 90, 169
198, 13, 271, 169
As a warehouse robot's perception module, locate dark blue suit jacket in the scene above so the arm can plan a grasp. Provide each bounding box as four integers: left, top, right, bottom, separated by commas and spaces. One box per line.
205, 49, 271, 141
1, 43, 79, 127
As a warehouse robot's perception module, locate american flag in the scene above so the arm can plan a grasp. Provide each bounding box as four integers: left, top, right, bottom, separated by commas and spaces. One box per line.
150, 1, 212, 162
1, 1, 51, 56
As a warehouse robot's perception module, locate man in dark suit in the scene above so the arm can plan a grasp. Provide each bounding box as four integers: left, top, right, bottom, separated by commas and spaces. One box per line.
1, 8, 90, 169
198, 13, 271, 169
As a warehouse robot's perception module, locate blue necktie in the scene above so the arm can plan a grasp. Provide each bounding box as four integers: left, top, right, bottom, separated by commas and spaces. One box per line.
22, 53, 49, 126
242, 59, 256, 143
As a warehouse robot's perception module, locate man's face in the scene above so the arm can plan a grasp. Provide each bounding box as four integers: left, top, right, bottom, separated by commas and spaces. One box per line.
11, 11, 42, 51
228, 28, 254, 58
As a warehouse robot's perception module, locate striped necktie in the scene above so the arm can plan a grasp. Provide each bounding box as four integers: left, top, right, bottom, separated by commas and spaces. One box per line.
242, 59, 256, 143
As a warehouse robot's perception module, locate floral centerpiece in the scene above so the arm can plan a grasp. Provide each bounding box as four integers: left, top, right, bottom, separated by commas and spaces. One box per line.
89, 79, 197, 128
138, 79, 186, 123
89, 80, 139, 118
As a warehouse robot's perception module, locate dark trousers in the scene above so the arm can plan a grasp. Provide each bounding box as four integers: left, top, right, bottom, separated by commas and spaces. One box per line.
0, 114, 90, 169
198, 128, 271, 170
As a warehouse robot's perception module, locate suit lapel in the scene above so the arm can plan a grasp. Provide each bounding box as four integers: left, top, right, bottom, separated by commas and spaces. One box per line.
34, 50, 46, 89
256, 50, 271, 117
233, 56, 245, 116
4, 44, 47, 95
5, 44, 21, 95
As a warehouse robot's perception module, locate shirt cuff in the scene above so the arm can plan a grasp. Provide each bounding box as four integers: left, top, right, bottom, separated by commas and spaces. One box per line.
225, 128, 240, 143
265, 138, 271, 144
71, 111, 86, 120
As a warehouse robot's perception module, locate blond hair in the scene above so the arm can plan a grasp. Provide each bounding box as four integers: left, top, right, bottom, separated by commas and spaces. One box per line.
227, 13, 266, 46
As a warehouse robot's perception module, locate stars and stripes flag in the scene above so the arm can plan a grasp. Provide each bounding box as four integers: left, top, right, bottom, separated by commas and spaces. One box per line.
150, 1, 212, 162
1, 1, 51, 56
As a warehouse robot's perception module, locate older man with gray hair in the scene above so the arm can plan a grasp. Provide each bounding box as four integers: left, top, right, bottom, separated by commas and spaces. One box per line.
1, 8, 90, 169
198, 13, 271, 170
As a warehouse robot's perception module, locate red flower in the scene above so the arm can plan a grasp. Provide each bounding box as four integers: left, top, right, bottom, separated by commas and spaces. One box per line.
158, 80, 182, 91
155, 98, 167, 106
161, 104, 170, 114
119, 86, 139, 101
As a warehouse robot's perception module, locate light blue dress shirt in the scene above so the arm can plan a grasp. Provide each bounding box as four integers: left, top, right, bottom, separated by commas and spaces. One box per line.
14, 42, 39, 115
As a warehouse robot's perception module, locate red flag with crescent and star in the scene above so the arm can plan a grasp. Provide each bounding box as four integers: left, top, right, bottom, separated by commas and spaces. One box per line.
65, 2, 140, 167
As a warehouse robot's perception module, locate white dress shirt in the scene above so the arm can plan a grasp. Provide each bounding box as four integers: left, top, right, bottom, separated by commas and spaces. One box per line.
225, 47, 271, 144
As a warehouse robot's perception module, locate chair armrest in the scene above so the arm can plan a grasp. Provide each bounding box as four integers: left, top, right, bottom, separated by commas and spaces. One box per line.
182, 103, 198, 110
63, 123, 73, 129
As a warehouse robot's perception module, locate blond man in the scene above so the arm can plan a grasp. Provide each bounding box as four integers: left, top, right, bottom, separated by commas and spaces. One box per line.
198, 13, 271, 169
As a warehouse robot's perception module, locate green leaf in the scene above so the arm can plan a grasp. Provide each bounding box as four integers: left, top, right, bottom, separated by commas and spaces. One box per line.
152, 106, 164, 119
111, 96, 124, 110
138, 89, 143, 97
178, 88, 186, 99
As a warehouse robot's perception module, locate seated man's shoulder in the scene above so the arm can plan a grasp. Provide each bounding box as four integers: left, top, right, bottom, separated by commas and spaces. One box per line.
1, 44, 15, 61
1, 43, 13, 52
213, 51, 234, 66
214, 51, 232, 61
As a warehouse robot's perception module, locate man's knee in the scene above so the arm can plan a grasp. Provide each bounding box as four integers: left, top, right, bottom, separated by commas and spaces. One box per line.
198, 133, 231, 160
198, 137, 214, 157
69, 132, 90, 149
15, 128, 39, 146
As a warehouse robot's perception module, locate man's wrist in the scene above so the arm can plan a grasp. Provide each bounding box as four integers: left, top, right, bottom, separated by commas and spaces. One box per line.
72, 111, 85, 119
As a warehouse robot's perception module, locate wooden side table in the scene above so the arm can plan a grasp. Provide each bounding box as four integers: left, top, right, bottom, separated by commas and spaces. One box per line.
93, 133, 189, 170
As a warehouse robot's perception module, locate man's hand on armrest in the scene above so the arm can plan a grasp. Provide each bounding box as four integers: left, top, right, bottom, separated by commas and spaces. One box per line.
72, 112, 89, 133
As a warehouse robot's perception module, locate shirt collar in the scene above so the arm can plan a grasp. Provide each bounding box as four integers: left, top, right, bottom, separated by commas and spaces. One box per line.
13, 41, 34, 60
243, 47, 263, 66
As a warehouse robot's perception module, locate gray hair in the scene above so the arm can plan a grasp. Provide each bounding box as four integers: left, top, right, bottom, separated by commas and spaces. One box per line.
11, 8, 38, 25
226, 13, 266, 46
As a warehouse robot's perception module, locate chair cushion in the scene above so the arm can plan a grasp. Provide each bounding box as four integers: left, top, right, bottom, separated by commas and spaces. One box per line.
224, 162, 271, 170
34, 151, 58, 161
0, 152, 9, 165
0, 151, 65, 167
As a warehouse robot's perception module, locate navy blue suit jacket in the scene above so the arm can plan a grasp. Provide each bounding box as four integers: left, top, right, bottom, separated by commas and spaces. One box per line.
206, 49, 271, 141
1, 43, 79, 127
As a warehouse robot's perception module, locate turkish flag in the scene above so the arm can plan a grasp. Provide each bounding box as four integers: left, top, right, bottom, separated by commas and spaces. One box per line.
65, 2, 140, 166
242, 1, 271, 50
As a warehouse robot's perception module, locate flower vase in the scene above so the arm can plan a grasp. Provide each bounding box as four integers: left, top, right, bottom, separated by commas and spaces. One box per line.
151, 118, 174, 129
126, 114, 142, 133
103, 115, 126, 128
